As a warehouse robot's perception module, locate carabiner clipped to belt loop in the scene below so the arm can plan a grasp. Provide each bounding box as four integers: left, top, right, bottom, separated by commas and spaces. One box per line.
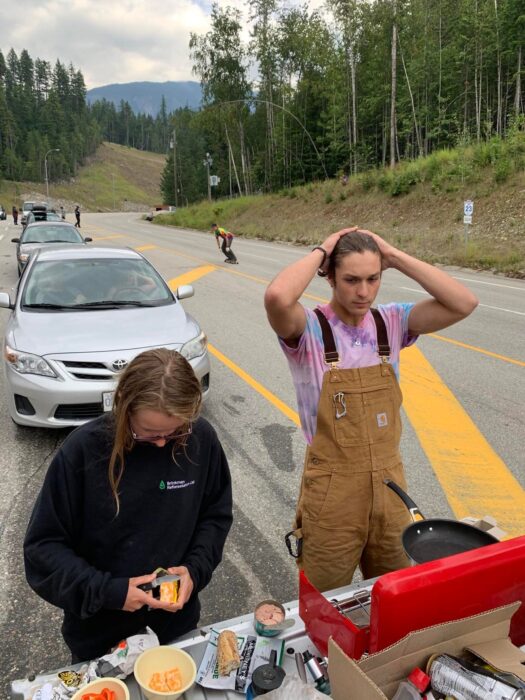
285, 530, 303, 559
333, 392, 347, 419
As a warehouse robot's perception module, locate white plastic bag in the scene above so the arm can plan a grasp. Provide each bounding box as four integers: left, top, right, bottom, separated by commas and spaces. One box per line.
262, 676, 331, 699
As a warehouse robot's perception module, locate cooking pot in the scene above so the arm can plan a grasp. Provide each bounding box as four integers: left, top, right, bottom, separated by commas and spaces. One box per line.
384, 479, 499, 564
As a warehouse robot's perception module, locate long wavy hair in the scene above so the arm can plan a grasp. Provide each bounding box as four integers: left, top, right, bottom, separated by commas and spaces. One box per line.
108, 348, 202, 514
327, 231, 382, 281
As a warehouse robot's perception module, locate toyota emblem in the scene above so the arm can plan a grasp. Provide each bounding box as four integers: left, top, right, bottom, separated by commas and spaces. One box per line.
112, 359, 128, 371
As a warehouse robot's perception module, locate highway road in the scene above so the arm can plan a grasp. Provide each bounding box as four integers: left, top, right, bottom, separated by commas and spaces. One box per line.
1, 212, 524, 693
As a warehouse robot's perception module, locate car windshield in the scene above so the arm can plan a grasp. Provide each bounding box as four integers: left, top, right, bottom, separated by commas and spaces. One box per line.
21, 258, 173, 309
22, 225, 83, 244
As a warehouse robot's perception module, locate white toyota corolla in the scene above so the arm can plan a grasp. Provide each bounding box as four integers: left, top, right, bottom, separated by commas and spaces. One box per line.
0, 246, 210, 428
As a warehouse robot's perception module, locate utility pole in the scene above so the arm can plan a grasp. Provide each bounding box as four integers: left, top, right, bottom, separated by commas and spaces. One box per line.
203, 152, 213, 202
173, 128, 178, 209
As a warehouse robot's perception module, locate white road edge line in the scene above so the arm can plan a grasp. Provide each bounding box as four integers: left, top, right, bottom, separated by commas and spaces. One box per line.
400, 286, 525, 316
452, 275, 525, 291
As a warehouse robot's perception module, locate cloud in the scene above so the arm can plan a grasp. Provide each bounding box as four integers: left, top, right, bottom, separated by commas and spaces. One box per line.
0, 0, 329, 88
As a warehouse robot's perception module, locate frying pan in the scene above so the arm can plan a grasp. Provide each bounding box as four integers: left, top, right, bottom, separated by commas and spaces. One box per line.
384, 479, 499, 564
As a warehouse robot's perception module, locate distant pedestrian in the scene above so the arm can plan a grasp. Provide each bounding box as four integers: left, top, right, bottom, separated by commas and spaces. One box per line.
60, 206, 66, 220
211, 223, 238, 264
74, 205, 81, 228
12, 206, 18, 225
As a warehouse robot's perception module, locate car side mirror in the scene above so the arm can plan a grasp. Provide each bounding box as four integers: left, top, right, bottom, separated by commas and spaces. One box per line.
11, 237, 20, 243
0, 292, 12, 309
176, 284, 194, 300
84, 237, 93, 242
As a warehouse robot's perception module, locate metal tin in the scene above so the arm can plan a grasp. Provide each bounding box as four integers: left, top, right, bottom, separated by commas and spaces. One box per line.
254, 600, 286, 637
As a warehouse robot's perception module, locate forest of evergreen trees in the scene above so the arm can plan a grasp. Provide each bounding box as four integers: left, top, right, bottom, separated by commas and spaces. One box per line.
1, 0, 523, 206
0, 48, 101, 183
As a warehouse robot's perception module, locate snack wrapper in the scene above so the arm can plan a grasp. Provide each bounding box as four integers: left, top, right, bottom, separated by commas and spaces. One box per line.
196, 628, 284, 693
28, 627, 159, 700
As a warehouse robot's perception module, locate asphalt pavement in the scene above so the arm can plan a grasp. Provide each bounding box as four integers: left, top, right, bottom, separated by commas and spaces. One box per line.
0, 212, 523, 696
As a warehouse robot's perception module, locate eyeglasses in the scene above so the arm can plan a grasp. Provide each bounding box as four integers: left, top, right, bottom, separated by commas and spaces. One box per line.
130, 422, 192, 444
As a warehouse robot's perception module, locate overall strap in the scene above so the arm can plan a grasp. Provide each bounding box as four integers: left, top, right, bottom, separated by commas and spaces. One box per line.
371, 308, 391, 361
313, 308, 339, 365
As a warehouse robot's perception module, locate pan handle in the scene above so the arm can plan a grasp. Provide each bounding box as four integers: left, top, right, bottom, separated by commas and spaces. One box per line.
384, 479, 425, 523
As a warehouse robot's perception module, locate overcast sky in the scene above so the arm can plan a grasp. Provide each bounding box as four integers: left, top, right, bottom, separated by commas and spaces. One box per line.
2, 0, 323, 90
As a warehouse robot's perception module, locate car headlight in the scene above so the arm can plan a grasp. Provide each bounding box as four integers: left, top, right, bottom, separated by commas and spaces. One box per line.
4, 344, 57, 377
19, 253, 29, 262
180, 331, 207, 361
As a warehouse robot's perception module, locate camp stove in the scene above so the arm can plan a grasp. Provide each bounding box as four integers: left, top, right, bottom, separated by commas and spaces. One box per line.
299, 535, 525, 662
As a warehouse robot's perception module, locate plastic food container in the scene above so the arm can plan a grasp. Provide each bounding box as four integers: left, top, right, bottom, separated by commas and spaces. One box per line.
71, 677, 130, 700
133, 646, 197, 700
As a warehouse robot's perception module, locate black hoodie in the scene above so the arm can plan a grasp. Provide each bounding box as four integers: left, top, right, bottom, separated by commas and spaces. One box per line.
24, 414, 233, 661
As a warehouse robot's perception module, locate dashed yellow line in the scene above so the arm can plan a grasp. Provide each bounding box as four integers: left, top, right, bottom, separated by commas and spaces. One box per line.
168, 265, 218, 288
400, 345, 525, 536
208, 344, 301, 426
429, 333, 525, 368
91, 234, 125, 241
135, 244, 157, 252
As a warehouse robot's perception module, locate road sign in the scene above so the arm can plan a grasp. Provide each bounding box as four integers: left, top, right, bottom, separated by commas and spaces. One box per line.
209, 175, 220, 187
464, 200, 474, 216
463, 215, 472, 225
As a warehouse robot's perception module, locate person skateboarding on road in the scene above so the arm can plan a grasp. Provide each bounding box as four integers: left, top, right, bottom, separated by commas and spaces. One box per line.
264, 227, 478, 592
211, 223, 238, 264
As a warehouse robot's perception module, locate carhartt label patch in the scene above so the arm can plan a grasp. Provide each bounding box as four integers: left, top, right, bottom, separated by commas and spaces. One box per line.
376, 412, 388, 428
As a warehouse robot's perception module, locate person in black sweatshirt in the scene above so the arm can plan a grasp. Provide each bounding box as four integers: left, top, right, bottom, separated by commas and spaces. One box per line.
24, 348, 233, 662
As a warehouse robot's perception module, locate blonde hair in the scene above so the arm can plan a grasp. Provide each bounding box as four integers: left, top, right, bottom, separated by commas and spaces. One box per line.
108, 348, 202, 513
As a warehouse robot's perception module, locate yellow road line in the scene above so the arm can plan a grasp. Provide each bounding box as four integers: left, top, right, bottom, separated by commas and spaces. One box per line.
400, 345, 525, 537
208, 344, 301, 426
430, 333, 525, 368
168, 265, 218, 289
135, 244, 157, 252
92, 234, 125, 241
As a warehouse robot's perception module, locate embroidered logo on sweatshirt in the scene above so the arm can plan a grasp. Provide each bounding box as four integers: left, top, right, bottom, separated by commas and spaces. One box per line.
159, 479, 195, 491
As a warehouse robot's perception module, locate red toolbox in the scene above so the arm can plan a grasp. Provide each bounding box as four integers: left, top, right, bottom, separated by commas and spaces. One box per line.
299, 535, 525, 660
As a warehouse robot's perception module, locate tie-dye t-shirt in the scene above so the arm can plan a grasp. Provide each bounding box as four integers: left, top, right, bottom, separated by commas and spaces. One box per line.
279, 303, 417, 444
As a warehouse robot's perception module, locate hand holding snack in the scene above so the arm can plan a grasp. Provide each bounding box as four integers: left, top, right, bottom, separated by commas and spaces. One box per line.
122, 573, 157, 612
166, 565, 194, 612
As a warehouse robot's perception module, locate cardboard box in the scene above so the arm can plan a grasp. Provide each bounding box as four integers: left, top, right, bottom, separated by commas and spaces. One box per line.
329, 601, 525, 699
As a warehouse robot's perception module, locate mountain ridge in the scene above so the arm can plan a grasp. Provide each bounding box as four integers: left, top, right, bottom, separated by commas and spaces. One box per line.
87, 81, 202, 116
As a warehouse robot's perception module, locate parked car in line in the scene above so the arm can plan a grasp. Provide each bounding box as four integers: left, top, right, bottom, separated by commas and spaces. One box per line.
11, 220, 92, 275
0, 246, 210, 427
20, 201, 47, 227
0, 204, 6, 220
23, 208, 61, 229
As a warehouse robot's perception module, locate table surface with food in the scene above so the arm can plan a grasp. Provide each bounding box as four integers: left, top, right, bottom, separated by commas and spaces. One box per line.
10, 578, 371, 700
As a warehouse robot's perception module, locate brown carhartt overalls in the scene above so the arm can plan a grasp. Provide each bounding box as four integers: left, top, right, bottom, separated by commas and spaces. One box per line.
289, 308, 411, 592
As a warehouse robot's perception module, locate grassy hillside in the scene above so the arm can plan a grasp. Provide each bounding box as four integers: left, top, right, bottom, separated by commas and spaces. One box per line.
154, 133, 525, 276
0, 142, 164, 213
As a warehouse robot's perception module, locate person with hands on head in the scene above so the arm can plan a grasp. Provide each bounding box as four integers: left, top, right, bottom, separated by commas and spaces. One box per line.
264, 227, 478, 592
24, 348, 233, 663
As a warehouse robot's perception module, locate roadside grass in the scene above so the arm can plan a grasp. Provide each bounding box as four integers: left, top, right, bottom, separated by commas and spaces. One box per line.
51, 162, 151, 211
153, 129, 525, 276
0, 142, 163, 212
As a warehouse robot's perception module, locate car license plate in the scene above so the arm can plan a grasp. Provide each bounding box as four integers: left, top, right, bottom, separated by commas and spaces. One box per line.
102, 391, 114, 412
